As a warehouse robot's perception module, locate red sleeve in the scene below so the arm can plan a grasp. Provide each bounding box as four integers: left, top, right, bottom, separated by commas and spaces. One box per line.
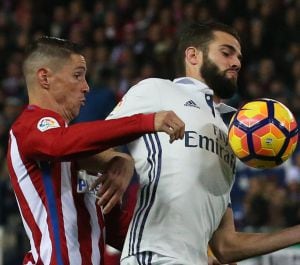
16, 110, 155, 161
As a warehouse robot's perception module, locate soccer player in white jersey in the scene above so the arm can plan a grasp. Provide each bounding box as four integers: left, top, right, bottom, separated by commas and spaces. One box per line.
106, 21, 300, 265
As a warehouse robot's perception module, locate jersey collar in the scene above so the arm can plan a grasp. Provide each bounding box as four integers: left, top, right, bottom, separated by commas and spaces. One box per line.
173, 77, 236, 114
215, 103, 237, 114
173, 77, 213, 95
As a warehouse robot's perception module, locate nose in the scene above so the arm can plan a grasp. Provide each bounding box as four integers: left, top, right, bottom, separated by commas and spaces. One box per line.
231, 56, 241, 72
83, 80, 90, 93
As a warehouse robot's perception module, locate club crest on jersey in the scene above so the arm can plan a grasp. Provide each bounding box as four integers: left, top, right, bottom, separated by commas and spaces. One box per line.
37, 117, 60, 132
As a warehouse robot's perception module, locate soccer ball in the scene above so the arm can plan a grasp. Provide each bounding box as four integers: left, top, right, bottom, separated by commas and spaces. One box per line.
228, 98, 299, 169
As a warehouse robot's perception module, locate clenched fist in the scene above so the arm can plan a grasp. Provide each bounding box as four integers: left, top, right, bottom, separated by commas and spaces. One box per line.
154, 110, 185, 143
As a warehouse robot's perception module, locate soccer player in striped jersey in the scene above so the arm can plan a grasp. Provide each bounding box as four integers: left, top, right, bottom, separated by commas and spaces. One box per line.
107, 21, 300, 265
6, 36, 184, 265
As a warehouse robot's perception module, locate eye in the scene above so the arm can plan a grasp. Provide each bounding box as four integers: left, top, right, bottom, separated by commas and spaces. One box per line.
221, 51, 230, 57
74, 72, 83, 80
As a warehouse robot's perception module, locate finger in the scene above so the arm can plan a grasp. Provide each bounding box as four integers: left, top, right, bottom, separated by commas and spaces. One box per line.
166, 123, 181, 143
89, 173, 105, 191
160, 124, 172, 135
165, 126, 177, 144
96, 177, 111, 197
172, 123, 181, 140
102, 193, 121, 214
169, 135, 175, 144
167, 117, 184, 134
179, 122, 185, 139
97, 188, 122, 214
170, 117, 185, 140
171, 123, 185, 140
172, 119, 185, 137
97, 186, 116, 207
166, 127, 176, 143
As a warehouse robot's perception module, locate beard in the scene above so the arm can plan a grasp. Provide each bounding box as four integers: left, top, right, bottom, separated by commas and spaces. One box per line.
200, 56, 238, 99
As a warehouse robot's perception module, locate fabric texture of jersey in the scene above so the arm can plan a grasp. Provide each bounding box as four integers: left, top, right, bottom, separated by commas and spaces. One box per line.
7, 105, 155, 265
107, 77, 236, 265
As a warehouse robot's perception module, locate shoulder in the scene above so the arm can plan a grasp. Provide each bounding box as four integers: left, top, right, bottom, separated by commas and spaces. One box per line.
12, 106, 64, 134
138, 78, 174, 87
128, 78, 176, 95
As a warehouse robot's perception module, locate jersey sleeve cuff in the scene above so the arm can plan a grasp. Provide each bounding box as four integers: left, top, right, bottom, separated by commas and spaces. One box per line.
140, 113, 155, 132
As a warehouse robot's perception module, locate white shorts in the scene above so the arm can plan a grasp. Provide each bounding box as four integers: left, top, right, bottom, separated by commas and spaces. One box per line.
121, 252, 184, 265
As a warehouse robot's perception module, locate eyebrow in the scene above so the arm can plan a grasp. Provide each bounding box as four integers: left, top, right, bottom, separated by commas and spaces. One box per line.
74, 66, 87, 72
220, 44, 243, 61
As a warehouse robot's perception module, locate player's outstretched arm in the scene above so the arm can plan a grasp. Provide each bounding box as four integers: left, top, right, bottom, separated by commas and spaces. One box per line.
209, 207, 300, 263
23, 111, 185, 161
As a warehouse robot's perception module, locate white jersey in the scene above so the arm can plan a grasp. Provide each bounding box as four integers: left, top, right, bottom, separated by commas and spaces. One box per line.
108, 77, 236, 265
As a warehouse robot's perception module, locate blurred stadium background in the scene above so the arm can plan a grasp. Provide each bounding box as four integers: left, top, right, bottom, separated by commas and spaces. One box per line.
0, 0, 299, 264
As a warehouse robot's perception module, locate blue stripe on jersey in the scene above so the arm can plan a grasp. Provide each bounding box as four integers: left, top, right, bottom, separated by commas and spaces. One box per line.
128, 133, 162, 256
137, 253, 143, 265
136, 134, 162, 252
148, 251, 153, 264
128, 134, 156, 255
137, 251, 153, 265
40, 161, 64, 265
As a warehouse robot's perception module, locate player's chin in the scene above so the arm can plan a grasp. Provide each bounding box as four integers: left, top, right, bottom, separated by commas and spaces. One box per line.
71, 107, 81, 120
226, 75, 238, 84
227, 77, 238, 90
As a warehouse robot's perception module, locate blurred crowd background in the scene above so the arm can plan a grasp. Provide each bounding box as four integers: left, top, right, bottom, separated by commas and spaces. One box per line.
0, 0, 299, 264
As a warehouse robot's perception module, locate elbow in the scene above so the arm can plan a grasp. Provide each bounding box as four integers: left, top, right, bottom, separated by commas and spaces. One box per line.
210, 243, 237, 264
212, 248, 230, 264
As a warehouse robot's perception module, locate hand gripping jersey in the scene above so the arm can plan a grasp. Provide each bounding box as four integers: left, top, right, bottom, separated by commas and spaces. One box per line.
108, 77, 236, 265
6, 105, 155, 265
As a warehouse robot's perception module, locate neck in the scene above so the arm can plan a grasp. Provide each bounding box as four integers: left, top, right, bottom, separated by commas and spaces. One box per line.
213, 95, 221, 103
185, 73, 222, 104
28, 90, 70, 123
185, 69, 206, 83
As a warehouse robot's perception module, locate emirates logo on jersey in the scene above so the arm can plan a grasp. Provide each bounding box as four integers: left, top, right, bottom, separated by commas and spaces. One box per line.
37, 117, 60, 132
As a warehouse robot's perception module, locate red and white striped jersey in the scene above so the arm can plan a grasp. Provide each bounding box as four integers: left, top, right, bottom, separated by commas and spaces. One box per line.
6, 105, 155, 265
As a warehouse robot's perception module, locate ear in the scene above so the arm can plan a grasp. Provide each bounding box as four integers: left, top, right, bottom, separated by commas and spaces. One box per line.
37, 68, 50, 89
185, 47, 203, 67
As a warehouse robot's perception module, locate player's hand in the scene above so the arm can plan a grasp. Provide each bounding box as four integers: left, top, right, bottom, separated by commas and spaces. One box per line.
91, 154, 134, 214
154, 110, 185, 143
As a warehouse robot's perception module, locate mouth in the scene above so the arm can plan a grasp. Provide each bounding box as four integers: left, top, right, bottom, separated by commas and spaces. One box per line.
80, 99, 86, 106
225, 70, 238, 79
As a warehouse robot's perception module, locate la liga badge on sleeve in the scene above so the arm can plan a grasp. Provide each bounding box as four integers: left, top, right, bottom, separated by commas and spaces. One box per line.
37, 117, 60, 132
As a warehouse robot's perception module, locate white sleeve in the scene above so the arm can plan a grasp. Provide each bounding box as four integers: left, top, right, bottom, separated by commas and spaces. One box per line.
106, 78, 162, 120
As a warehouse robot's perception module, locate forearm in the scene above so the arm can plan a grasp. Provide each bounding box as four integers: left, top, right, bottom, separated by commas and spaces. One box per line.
77, 148, 133, 174
210, 208, 300, 263
212, 226, 300, 263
